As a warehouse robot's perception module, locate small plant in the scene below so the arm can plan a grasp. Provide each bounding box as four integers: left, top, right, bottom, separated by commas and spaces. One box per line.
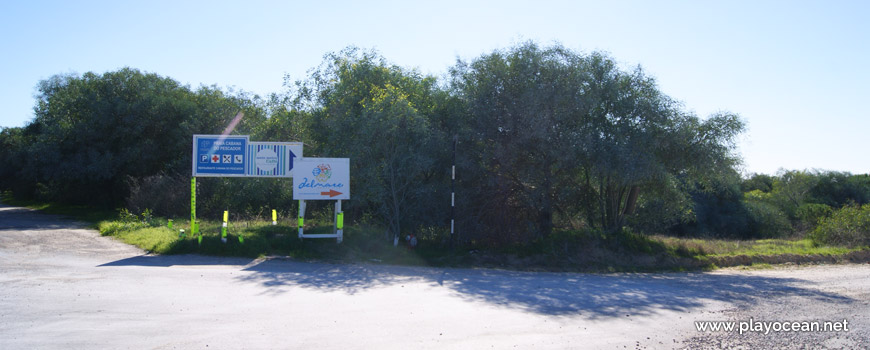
118, 208, 138, 223
141, 208, 154, 225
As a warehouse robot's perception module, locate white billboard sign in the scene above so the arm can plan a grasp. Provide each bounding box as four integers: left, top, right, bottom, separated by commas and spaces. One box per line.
293, 158, 350, 200
246, 142, 303, 177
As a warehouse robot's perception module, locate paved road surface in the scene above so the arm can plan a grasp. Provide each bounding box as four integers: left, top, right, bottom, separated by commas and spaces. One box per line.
1, 203, 868, 349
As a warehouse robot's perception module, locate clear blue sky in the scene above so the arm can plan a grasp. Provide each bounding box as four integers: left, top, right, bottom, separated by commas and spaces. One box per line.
1, 0, 867, 175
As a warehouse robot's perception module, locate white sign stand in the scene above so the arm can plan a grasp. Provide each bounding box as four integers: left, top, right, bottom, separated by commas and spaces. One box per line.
297, 199, 343, 243
293, 158, 350, 243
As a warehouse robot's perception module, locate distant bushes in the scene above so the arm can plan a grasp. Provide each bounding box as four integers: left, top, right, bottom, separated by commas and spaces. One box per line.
744, 200, 792, 238
811, 205, 870, 248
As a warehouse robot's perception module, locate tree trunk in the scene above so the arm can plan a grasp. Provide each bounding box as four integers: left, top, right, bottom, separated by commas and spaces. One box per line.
622, 186, 640, 215
539, 176, 554, 237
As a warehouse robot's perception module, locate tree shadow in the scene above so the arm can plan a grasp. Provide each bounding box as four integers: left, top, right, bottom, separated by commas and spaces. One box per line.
0, 205, 84, 230
236, 259, 855, 318
99, 254, 256, 267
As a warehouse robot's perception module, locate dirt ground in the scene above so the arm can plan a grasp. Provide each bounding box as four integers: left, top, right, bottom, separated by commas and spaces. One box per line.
1, 202, 868, 349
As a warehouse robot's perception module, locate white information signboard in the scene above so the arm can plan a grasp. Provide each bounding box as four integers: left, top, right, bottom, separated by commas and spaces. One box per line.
246, 142, 303, 177
293, 158, 350, 200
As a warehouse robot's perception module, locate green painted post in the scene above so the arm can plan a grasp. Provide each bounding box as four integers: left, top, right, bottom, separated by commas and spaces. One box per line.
190, 177, 197, 235
168, 219, 173, 229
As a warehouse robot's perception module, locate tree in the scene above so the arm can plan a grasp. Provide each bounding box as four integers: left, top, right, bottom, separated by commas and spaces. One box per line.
770, 169, 818, 219
449, 43, 586, 239
13, 68, 262, 206
0, 126, 33, 197
450, 42, 745, 238
294, 48, 445, 239
742, 173, 775, 193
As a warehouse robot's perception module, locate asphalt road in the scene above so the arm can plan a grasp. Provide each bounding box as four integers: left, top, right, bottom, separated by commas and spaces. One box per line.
1, 202, 868, 349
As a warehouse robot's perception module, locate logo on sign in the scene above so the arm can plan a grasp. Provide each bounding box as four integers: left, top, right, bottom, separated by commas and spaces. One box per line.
211, 155, 219, 163
200, 155, 209, 163
313, 164, 332, 182
256, 148, 278, 171
222, 155, 232, 163
234, 155, 244, 164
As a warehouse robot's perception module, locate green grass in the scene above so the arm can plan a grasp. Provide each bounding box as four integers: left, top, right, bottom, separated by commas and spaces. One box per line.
104, 224, 179, 253
5, 193, 868, 271
733, 263, 774, 270
95, 216, 869, 271
652, 236, 861, 258
97, 216, 440, 265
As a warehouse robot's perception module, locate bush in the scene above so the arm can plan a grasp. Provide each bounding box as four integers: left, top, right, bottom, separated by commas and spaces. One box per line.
744, 200, 792, 237
810, 205, 870, 247
126, 174, 191, 218
796, 203, 833, 226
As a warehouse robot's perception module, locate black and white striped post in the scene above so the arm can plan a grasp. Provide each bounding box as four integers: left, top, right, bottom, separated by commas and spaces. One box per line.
450, 135, 457, 248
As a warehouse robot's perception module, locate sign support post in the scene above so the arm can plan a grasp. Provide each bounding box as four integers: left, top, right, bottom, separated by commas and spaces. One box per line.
221, 210, 229, 243
297, 200, 306, 239
191, 177, 197, 235
334, 200, 343, 243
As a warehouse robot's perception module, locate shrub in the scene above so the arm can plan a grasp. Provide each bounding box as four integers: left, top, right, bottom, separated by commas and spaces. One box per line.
796, 203, 833, 226
744, 200, 792, 237
810, 205, 870, 247
126, 174, 190, 218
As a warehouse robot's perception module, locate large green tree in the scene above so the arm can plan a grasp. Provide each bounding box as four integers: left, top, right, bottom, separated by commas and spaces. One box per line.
294, 48, 448, 239
450, 42, 744, 238
14, 68, 261, 206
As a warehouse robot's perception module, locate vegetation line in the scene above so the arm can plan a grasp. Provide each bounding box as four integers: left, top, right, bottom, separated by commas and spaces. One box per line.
2, 42, 869, 269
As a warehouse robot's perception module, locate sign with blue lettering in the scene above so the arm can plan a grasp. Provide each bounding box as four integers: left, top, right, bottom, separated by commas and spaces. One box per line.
293, 158, 350, 200
246, 142, 303, 177
192, 135, 249, 177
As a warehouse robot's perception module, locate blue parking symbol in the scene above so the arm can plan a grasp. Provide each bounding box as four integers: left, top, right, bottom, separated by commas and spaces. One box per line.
200, 155, 209, 163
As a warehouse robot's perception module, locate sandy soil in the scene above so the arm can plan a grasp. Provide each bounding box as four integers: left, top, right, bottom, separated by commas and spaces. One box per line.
1, 202, 867, 349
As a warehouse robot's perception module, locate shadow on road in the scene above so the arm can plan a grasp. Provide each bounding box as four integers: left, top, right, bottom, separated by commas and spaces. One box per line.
0, 206, 84, 230
99, 254, 256, 267
235, 259, 855, 318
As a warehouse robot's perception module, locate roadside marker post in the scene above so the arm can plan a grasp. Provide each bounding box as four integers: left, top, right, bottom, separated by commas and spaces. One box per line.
168, 219, 173, 229
190, 177, 197, 235
297, 200, 306, 239
272, 209, 277, 226
334, 200, 343, 243
221, 210, 228, 243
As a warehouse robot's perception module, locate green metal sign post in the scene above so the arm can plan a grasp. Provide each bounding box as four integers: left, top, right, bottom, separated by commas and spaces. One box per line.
191, 177, 197, 235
